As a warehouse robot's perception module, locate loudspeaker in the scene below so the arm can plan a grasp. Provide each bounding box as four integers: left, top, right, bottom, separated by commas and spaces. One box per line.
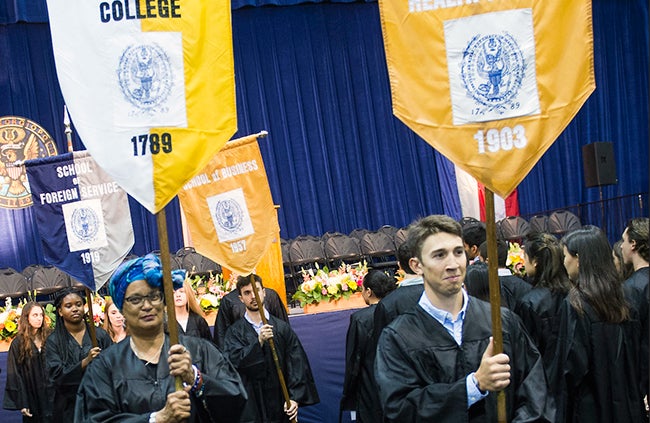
582, 142, 617, 187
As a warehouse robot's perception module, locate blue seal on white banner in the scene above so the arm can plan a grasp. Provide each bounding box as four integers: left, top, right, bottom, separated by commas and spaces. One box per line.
460, 33, 525, 115
117, 44, 173, 112
214, 199, 244, 235
71, 207, 100, 242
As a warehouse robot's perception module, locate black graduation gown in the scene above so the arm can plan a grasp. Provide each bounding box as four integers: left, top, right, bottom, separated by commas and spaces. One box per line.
74, 334, 247, 422
624, 267, 649, 398
500, 274, 532, 310
375, 298, 553, 423
3, 336, 52, 422
549, 298, 646, 423
177, 310, 212, 342
224, 314, 319, 423
514, 287, 566, 377
341, 305, 382, 423
214, 288, 289, 350
372, 283, 423, 348
45, 326, 112, 421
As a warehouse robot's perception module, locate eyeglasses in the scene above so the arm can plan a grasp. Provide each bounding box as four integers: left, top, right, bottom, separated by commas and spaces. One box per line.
124, 291, 163, 307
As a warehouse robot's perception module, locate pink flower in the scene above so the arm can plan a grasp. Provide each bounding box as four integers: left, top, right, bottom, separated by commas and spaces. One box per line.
321, 288, 328, 296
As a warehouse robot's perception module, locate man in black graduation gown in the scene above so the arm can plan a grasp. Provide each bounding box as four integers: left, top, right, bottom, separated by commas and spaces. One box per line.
214, 286, 289, 350
620, 217, 649, 401
224, 274, 319, 423
375, 215, 553, 422
341, 270, 396, 423
372, 237, 423, 348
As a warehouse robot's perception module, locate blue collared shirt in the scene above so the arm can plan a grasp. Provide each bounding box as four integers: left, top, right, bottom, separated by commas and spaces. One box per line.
244, 308, 271, 334
418, 289, 488, 408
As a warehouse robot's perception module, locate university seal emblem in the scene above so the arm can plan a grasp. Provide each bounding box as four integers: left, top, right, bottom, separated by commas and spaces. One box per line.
70, 206, 100, 242
117, 43, 173, 114
460, 33, 525, 115
0, 116, 58, 208
214, 198, 244, 236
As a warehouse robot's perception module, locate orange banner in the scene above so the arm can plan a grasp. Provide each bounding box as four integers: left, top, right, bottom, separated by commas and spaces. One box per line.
178, 133, 279, 275
378, 0, 595, 197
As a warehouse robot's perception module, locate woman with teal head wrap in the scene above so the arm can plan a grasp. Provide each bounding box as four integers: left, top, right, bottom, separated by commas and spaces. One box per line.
109, 253, 186, 311
75, 253, 247, 422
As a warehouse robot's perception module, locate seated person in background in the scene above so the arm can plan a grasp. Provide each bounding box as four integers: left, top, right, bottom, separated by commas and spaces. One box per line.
213, 283, 288, 350
174, 279, 212, 342
75, 253, 247, 422
224, 274, 319, 423
375, 214, 553, 422
478, 239, 531, 310
341, 270, 396, 423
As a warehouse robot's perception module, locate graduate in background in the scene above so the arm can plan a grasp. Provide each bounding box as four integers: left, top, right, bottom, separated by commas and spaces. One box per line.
75, 254, 247, 422
340, 270, 396, 423
552, 226, 646, 422
224, 274, 319, 423
102, 297, 127, 343
45, 289, 112, 421
213, 285, 288, 350
174, 279, 212, 341
3, 302, 52, 422
514, 232, 570, 377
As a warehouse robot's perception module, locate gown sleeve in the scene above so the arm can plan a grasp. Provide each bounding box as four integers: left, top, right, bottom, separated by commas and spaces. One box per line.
340, 313, 361, 410
45, 332, 84, 390
214, 294, 236, 350
195, 313, 213, 341
279, 321, 319, 406
2, 337, 27, 410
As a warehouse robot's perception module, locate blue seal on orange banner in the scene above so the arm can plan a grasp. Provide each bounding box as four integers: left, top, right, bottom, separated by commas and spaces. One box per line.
460, 33, 525, 115
214, 198, 244, 236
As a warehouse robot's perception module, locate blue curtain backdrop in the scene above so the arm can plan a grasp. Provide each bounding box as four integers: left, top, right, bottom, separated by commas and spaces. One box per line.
0, 0, 648, 272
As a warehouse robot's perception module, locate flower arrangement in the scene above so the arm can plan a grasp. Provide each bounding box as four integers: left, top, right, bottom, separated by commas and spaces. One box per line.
292, 262, 368, 307
0, 298, 21, 341
506, 242, 526, 277
89, 295, 106, 327
187, 272, 237, 313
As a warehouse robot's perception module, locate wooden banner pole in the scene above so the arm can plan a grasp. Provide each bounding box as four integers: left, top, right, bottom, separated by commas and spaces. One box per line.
156, 207, 183, 391
84, 288, 98, 347
250, 274, 296, 423
485, 188, 507, 422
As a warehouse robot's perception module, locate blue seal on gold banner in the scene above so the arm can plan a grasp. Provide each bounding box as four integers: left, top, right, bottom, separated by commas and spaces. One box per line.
117, 44, 173, 113
71, 207, 100, 242
214, 199, 244, 235
460, 33, 525, 115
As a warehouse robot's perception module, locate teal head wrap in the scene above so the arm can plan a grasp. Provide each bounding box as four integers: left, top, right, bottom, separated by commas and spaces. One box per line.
109, 253, 186, 311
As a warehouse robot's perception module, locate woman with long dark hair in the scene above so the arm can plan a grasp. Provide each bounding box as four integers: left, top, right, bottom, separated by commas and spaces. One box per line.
45, 288, 112, 421
3, 302, 52, 422
551, 226, 645, 422
514, 232, 570, 374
